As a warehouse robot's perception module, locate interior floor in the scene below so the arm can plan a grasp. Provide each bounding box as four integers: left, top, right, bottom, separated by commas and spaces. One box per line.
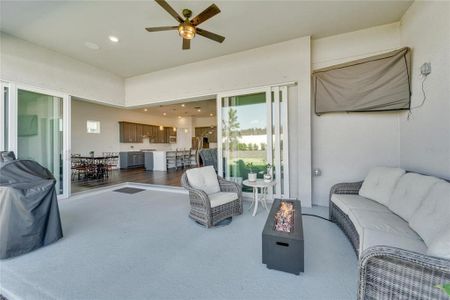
71, 167, 186, 194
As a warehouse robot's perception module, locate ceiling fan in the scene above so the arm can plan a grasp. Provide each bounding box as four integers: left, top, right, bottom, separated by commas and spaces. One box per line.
145, 0, 225, 50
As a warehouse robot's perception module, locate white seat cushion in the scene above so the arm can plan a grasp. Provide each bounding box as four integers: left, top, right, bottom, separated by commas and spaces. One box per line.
427, 228, 450, 259
208, 192, 238, 208
186, 166, 220, 195
331, 194, 389, 215
348, 209, 421, 240
409, 180, 450, 245
359, 167, 405, 205
388, 173, 440, 221
348, 209, 426, 255
360, 228, 427, 255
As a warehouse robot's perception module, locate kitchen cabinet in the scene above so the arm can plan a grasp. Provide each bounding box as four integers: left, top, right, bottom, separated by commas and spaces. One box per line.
119, 122, 175, 144
119, 151, 145, 169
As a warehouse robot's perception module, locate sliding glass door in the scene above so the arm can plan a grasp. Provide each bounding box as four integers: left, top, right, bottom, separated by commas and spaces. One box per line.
217, 86, 289, 198
3, 83, 71, 198
0, 82, 9, 151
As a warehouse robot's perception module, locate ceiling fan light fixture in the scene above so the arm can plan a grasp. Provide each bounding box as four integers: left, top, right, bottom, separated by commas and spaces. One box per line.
178, 22, 196, 40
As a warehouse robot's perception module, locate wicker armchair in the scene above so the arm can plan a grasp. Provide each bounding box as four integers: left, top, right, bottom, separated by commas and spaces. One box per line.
329, 181, 450, 300
181, 172, 243, 228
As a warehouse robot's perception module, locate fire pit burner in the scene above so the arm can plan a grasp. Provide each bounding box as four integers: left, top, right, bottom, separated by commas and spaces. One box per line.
274, 201, 295, 233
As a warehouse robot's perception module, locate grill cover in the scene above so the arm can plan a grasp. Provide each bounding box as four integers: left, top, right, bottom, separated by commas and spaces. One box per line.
0, 160, 63, 259
313, 47, 411, 115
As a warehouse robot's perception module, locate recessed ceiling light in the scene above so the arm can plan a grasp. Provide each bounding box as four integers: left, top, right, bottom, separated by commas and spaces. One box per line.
210, 113, 214, 117
144, 108, 148, 112
84, 41, 100, 50
109, 36, 119, 43
181, 104, 185, 107
197, 109, 201, 112
163, 112, 167, 116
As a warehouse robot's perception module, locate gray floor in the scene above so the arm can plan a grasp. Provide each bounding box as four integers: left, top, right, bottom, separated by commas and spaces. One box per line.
0, 189, 358, 300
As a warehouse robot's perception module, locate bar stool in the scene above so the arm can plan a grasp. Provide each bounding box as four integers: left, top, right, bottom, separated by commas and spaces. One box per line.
166, 151, 176, 170
183, 149, 191, 168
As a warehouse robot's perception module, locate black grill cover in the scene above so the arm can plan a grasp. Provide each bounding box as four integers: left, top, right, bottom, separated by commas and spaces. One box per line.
0, 160, 63, 259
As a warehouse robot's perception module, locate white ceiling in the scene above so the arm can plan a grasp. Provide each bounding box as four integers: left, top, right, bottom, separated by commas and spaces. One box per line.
131, 99, 217, 118
0, 0, 412, 77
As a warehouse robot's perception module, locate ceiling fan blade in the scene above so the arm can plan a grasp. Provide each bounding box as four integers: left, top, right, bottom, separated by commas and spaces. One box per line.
145, 26, 178, 32
182, 38, 190, 50
154, 0, 184, 23
196, 28, 225, 43
190, 4, 220, 26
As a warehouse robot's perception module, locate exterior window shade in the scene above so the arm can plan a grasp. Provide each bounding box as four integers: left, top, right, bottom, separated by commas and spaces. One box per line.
313, 47, 411, 115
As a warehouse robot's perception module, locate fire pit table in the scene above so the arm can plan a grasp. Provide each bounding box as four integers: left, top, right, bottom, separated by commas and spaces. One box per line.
262, 198, 304, 275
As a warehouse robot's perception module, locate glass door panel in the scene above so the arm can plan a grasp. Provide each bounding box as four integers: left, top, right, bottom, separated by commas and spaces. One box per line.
221, 92, 268, 192
17, 89, 64, 195
218, 85, 290, 198
1, 84, 9, 151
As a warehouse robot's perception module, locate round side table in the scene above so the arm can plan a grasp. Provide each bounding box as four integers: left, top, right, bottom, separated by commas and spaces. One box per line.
242, 179, 277, 216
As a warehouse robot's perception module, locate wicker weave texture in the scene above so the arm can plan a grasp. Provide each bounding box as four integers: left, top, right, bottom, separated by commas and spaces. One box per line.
181, 172, 242, 228
329, 181, 450, 300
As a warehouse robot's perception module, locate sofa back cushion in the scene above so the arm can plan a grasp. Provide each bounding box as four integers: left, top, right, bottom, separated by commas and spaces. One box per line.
427, 227, 450, 259
359, 167, 405, 205
186, 166, 220, 195
388, 173, 440, 221
409, 180, 450, 245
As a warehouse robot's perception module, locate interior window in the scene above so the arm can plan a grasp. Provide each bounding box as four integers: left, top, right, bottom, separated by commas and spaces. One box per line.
86, 120, 101, 134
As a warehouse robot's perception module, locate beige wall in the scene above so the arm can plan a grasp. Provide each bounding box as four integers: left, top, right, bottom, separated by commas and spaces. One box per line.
310, 23, 402, 206
399, 1, 450, 179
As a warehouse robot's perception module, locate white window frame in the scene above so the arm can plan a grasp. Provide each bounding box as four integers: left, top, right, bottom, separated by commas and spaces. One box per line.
86, 120, 101, 134
216, 82, 293, 199
4, 81, 71, 199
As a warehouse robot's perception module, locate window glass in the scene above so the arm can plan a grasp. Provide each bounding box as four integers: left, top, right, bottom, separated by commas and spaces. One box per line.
87, 120, 100, 134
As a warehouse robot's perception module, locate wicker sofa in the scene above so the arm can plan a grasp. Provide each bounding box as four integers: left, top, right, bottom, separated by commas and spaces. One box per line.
329, 168, 450, 300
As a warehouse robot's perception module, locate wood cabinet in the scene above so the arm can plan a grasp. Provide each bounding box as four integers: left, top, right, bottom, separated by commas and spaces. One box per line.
119, 122, 143, 143
119, 121, 176, 144
195, 126, 217, 143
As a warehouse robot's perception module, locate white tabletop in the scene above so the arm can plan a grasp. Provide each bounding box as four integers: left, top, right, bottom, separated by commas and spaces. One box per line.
242, 179, 276, 188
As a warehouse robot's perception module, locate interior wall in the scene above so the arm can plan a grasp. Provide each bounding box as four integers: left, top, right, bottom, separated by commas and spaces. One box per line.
72, 99, 213, 154
0, 33, 125, 106
311, 23, 402, 206
71, 99, 188, 155
399, 1, 450, 180
125, 36, 312, 206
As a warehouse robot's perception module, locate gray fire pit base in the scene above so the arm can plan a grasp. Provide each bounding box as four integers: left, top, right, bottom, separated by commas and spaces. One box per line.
262, 199, 304, 275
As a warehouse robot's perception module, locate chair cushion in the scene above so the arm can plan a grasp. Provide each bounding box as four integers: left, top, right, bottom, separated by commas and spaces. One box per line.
359, 167, 405, 205
409, 180, 450, 245
388, 173, 440, 221
186, 166, 220, 195
348, 209, 421, 241
331, 194, 389, 215
360, 228, 427, 255
427, 228, 450, 259
208, 192, 238, 208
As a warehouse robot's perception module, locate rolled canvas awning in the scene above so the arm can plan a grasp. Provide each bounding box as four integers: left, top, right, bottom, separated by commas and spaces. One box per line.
313, 47, 411, 115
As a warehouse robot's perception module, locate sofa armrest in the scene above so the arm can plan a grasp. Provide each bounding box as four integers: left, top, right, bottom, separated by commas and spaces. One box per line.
359, 246, 450, 300
329, 181, 363, 219
217, 176, 240, 193
217, 176, 243, 213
